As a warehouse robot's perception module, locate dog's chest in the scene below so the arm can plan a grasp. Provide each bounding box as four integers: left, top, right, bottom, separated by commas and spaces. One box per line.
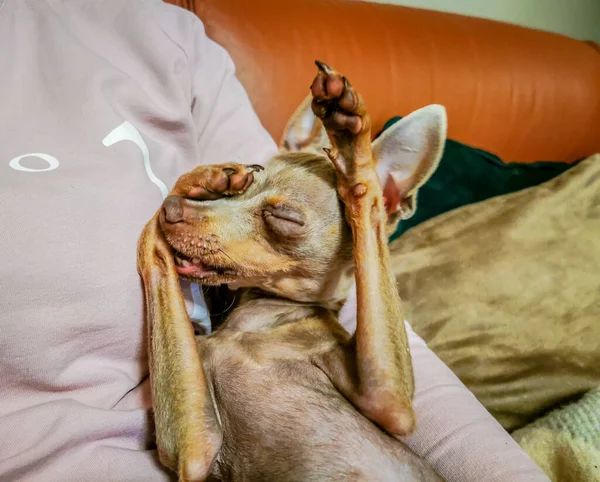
199, 318, 340, 381
200, 324, 348, 451
198, 317, 348, 424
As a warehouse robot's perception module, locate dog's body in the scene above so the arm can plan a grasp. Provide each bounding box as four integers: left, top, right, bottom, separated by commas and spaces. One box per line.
199, 294, 435, 481
138, 63, 446, 481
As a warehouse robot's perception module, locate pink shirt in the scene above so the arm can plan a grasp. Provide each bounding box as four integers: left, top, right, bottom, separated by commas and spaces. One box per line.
0, 1, 548, 481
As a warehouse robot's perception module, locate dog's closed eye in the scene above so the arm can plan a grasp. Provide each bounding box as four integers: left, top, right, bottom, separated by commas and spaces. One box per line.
263, 203, 306, 238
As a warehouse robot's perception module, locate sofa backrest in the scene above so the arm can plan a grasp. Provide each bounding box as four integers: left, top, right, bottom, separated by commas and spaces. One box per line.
169, 0, 600, 163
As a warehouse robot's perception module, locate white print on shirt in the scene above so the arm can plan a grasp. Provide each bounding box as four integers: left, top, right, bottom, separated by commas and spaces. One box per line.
9, 153, 60, 172
6, 120, 211, 329
103, 121, 169, 199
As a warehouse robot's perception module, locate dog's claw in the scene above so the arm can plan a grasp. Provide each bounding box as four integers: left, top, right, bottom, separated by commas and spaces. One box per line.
323, 147, 346, 175
315, 60, 333, 74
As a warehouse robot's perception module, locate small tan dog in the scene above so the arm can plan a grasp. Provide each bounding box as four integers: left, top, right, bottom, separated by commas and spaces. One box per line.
138, 62, 446, 481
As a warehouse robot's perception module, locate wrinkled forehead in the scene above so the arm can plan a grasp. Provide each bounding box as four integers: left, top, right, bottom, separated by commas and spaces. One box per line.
245, 152, 339, 206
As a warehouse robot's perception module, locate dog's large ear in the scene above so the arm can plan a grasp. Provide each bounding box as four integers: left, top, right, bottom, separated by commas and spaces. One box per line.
138, 215, 222, 481
280, 94, 331, 154
374, 105, 447, 230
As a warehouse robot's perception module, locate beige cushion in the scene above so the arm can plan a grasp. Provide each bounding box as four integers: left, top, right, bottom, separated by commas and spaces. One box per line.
390, 154, 600, 431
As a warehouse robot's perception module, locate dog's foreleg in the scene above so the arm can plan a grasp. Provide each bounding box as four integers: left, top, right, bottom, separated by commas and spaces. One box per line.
311, 62, 415, 437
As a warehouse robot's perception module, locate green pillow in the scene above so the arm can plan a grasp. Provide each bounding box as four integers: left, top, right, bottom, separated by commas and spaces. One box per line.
379, 117, 578, 242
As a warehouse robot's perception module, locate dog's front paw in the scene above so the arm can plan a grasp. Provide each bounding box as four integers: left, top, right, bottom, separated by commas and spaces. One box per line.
310, 62, 378, 207
172, 163, 264, 200
310, 61, 369, 140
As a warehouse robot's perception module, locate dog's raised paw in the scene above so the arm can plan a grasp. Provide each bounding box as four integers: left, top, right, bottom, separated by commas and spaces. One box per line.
172, 163, 262, 200
310, 61, 366, 136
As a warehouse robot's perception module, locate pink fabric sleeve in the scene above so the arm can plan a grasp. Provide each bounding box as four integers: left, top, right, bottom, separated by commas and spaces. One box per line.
339, 285, 550, 481
185, 13, 278, 165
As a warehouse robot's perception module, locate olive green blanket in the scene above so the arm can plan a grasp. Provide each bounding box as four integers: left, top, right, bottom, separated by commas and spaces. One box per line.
389, 154, 600, 481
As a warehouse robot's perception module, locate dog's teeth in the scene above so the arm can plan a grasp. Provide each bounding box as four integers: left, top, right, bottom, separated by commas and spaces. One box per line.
181, 259, 191, 267
174, 257, 182, 266
192, 258, 200, 264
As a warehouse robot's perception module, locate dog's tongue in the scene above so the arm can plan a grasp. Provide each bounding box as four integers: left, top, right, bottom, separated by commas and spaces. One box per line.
175, 260, 209, 278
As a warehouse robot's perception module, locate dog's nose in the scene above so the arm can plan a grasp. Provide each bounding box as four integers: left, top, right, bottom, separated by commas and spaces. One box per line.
162, 195, 184, 224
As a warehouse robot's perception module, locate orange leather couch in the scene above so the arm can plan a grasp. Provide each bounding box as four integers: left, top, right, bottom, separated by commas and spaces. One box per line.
169, 0, 600, 164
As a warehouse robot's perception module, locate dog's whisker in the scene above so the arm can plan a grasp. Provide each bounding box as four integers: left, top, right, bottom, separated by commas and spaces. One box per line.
218, 248, 235, 263
210, 291, 237, 316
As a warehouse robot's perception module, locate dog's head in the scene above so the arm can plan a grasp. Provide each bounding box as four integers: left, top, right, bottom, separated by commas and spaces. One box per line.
159, 98, 446, 306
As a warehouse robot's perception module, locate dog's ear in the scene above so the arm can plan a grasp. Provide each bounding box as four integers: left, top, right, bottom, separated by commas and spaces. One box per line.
374, 105, 447, 230
138, 215, 222, 480
280, 94, 331, 154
